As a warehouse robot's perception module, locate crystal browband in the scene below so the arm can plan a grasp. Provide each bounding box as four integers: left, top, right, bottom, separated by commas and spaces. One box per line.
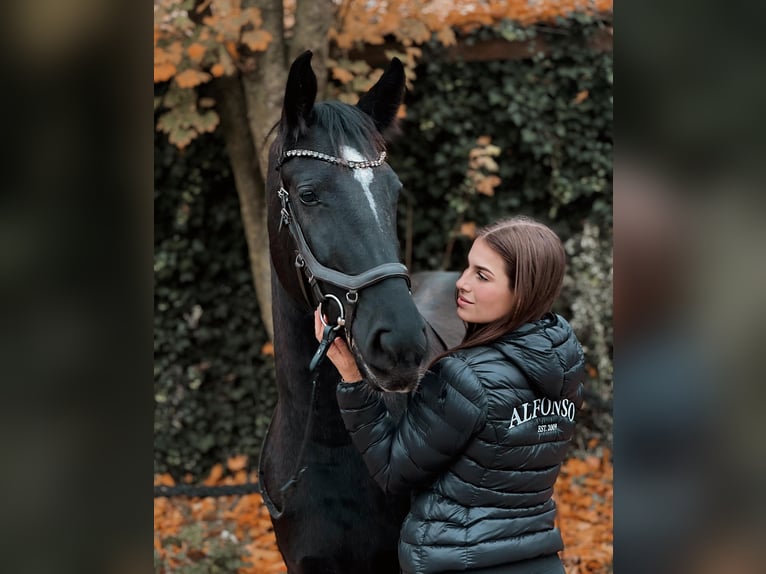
278, 149, 387, 170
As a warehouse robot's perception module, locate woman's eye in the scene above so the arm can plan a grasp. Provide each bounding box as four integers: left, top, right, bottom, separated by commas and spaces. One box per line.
477, 272, 488, 281
299, 189, 319, 205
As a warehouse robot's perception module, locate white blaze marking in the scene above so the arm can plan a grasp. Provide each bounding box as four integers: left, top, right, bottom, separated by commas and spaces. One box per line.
341, 145, 380, 226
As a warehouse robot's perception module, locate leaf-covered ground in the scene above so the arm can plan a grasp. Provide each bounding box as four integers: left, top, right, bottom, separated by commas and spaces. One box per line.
155, 442, 612, 573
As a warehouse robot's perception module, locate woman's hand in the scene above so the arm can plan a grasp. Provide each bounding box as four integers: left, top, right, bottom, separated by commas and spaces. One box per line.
313, 307, 363, 383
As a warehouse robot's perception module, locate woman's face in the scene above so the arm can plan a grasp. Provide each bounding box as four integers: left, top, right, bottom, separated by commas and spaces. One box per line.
455, 237, 514, 324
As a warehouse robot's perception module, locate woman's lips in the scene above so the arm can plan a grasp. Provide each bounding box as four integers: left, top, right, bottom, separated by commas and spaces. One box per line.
457, 295, 472, 308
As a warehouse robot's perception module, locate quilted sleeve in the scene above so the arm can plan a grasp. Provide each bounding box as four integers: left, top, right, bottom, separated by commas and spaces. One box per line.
336, 356, 487, 495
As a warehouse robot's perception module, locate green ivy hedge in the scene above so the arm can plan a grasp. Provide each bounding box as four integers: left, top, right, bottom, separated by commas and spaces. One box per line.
154, 129, 276, 479
391, 19, 612, 272
154, 18, 613, 478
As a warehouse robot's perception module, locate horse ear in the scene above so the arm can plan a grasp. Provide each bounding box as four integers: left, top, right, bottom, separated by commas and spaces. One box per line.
282, 50, 317, 142
357, 57, 406, 133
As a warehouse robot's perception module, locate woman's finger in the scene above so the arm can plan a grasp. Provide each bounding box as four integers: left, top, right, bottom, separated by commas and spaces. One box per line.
327, 336, 348, 358
313, 307, 324, 342
328, 338, 363, 382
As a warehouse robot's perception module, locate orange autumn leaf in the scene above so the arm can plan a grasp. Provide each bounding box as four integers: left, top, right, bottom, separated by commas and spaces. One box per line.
175, 68, 211, 88
436, 26, 457, 46
474, 155, 499, 172
261, 341, 274, 356
224, 40, 238, 59
233, 469, 248, 483
242, 29, 272, 52
459, 222, 477, 238
584, 455, 601, 470
573, 89, 590, 104
476, 175, 501, 196
202, 463, 224, 486
332, 66, 355, 85
187, 42, 206, 61
244, 6, 264, 28
333, 31, 354, 50
154, 473, 175, 487
227, 455, 248, 472
210, 63, 225, 77
154, 62, 177, 82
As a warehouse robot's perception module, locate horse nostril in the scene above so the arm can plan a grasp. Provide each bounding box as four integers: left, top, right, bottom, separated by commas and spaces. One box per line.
373, 328, 426, 367
374, 329, 394, 356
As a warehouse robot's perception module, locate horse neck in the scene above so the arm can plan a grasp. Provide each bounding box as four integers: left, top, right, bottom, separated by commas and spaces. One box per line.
271, 268, 315, 383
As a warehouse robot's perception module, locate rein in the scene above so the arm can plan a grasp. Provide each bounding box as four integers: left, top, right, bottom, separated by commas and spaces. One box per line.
258, 346, 327, 520
259, 147, 411, 520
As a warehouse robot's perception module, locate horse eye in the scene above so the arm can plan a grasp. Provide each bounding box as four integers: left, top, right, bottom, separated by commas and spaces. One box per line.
299, 189, 320, 205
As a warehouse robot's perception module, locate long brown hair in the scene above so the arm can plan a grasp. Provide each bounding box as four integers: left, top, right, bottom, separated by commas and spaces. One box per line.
431, 216, 567, 365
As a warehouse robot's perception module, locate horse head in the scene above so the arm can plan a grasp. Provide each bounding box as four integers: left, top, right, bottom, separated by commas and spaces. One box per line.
267, 51, 428, 392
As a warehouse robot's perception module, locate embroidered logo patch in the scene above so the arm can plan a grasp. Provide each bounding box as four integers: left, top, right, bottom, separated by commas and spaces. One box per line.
537, 423, 559, 434
508, 397, 576, 429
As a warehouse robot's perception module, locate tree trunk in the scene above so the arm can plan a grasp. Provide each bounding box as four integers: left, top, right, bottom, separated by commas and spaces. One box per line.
290, 0, 336, 97
241, 0, 336, 177
242, 0, 288, 179
215, 0, 338, 343
214, 75, 274, 341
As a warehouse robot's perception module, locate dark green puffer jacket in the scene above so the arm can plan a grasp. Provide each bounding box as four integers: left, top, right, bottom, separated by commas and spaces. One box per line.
337, 313, 585, 574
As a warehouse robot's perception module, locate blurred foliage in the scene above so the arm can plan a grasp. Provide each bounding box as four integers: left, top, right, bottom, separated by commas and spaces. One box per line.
562, 220, 613, 447
152, 451, 614, 573
154, 457, 286, 572
154, 119, 276, 479
154, 522, 249, 573
154, 0, 611, 148
155, 17, 612, 478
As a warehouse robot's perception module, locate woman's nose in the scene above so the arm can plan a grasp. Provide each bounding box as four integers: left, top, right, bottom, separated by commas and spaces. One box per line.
456, 270, 469, 292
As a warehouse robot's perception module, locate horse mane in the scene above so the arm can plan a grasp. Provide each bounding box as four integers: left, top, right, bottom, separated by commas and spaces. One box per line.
274, 101, 386, 161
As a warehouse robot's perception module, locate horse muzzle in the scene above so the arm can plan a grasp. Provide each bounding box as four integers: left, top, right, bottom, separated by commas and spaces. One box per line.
349, 283, 428, 392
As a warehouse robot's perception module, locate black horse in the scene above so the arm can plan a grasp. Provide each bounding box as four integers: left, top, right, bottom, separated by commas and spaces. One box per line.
259, 51, 462, 573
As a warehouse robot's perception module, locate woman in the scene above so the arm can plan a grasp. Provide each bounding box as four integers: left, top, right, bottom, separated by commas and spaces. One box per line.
314, 216, 586, 574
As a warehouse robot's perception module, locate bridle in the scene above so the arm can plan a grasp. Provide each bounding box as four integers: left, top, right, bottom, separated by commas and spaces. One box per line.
276, 147, 412, 331
259, 147, 412, 519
